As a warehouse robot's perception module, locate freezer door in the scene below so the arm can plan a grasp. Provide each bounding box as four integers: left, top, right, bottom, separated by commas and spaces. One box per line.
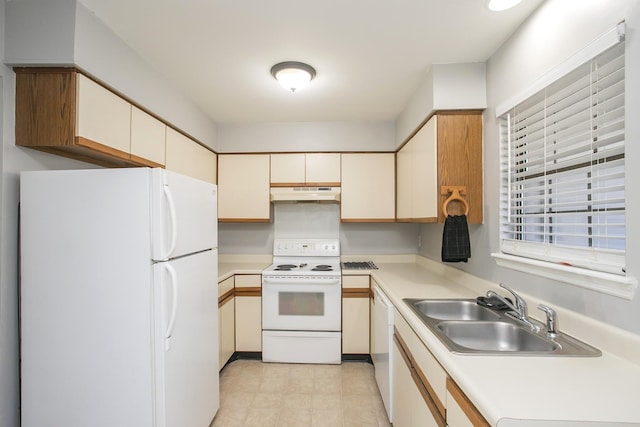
151, 169, 218, 261
153, 249, 219, 427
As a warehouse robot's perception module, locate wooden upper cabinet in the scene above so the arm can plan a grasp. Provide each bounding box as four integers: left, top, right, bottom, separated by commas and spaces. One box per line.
15, 67, 216, 173
15, 68, 136, 167
436, 112, 483, 224
270, 153, 340, 186
165, 127, 216, 184
218, 154, 270, 222
396, 111, 483, 224
130, 106, 166, 168
341, 153, 395, 222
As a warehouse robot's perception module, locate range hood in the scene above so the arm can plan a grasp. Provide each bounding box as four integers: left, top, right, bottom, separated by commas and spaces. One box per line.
270, 186, 341, 203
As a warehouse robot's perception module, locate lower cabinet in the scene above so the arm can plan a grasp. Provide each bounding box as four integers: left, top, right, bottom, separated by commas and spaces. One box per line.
234, 275, 262, 352
342, 275, 371, 354
218, 276, 235, 370
392, 308, 489, 427
446, 377, 490, 427
392, 326, 445, 427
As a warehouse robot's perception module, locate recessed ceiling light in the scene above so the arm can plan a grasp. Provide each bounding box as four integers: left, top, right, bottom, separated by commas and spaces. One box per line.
270, 61, 316, 93
487, 0, 523, 11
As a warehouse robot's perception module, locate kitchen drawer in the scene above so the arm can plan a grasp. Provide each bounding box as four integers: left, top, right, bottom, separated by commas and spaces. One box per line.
218, 276, 234, 296
235, 274, 261, 288
342, 275, 370, 288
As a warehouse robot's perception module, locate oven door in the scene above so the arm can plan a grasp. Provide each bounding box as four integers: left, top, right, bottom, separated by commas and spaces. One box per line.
262, 277, 341, 331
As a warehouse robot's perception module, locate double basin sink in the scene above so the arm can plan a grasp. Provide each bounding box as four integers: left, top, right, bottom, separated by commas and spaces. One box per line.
404, 298, 601, 356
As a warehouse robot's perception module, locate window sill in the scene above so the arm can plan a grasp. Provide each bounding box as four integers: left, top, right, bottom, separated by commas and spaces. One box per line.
491, 253, 637, 300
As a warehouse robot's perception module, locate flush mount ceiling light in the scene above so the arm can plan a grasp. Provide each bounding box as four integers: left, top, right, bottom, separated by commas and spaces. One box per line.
271, 61, 316, 92
486, 0, 522, 11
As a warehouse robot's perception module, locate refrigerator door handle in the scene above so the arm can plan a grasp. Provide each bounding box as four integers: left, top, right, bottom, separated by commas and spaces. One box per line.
163, 185, 178, 260
164, 263, 179, 349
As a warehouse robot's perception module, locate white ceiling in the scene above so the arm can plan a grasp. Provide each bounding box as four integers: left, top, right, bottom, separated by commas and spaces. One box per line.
78, 0, 543, 124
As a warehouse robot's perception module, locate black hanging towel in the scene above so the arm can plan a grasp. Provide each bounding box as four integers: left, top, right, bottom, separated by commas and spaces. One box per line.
441, 214, 471, 262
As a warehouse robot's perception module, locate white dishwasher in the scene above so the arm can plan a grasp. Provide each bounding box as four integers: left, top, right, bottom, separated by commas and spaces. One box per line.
373, 285, 393, 422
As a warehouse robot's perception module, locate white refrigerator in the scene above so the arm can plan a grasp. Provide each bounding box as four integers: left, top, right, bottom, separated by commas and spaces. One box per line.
19, 168, 219, 427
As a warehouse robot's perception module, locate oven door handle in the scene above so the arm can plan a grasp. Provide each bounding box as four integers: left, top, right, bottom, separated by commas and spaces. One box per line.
262, 278, 341, 286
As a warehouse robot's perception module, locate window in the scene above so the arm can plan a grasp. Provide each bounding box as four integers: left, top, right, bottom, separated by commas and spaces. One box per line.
493, 24, 636, 299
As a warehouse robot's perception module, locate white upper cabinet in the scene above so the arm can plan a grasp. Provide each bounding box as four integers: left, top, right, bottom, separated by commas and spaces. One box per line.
270, 154, 306, 184
130, 106, 166, 167
76, 73, 131, 158
218, 154, 271, 222
165, 127, 216, 184
397, 116, 438, 222
341, 153, 395, 222
270, 153, 341, 186
305, 153, 341, 185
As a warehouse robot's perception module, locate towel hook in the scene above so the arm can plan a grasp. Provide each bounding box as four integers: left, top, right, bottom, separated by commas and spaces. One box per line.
441, 186, 470, 217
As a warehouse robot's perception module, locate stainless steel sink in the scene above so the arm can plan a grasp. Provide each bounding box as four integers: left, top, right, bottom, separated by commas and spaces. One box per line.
403, 298, 601, 356
436, 321, 559, 353
405, 299, 501, 321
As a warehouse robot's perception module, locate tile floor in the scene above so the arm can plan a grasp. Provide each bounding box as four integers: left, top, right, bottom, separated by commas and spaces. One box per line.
211, 359, 391, 427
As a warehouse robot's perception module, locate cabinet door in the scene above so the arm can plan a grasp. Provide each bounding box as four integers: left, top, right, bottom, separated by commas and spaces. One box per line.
341, 153, 395, 221
218, 154, 270, 221
219, 298, 235, 370
218, 276, 235, 370
342, 275, 370, 354
396, 140, 413, 221
446, 378, 490, 427
76, 74, 131, 158
412, 116, 438, 220
235, 297, 261, 352
165, 127, 216, 183
130, 106, 166, 167
270, 153, 305, 185
392, 342, 413, 427
305, 153, 341, 185
234, 275, 262, 352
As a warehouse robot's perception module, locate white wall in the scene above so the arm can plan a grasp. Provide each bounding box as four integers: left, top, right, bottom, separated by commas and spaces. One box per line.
216, 121, 395, 153
4, 0, 218, 150
418, 0, 640, 335
394, 62, 487, 147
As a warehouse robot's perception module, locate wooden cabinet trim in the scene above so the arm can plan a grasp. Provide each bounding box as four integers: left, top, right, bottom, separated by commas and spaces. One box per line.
75, 137, 131, 162
342, 288, 371, 298
218, 289, 235, 307
446, 377, 490, 427
129, 153, 164, 168
341, 218, 396, 223
234, 287, 262, 297
393, 327, 446, 427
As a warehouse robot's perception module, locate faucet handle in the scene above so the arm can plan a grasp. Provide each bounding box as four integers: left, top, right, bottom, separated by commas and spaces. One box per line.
537, 304, 559, 338
499, 283, 528, 313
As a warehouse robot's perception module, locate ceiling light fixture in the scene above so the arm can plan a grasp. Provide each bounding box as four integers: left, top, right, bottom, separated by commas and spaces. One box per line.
270, 61, 316, 93
486, 0, 522, 11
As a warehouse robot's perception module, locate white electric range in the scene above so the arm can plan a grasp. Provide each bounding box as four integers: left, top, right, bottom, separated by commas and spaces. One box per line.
261, 238, 342, 364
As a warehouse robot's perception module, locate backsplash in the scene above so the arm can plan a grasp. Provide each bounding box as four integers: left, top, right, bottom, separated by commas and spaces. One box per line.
218, 203, 420, 254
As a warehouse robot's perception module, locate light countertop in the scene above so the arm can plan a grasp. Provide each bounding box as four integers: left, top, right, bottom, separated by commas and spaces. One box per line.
218, 254, 640, 426
370, 260, 640, 426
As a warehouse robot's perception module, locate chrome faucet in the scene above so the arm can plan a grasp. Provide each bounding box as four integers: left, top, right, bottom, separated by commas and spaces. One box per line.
537, 304, 559, 338
486, 283, 541, 332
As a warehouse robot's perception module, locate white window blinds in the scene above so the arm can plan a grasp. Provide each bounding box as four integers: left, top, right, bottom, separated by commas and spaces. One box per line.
499, 40, 626, 276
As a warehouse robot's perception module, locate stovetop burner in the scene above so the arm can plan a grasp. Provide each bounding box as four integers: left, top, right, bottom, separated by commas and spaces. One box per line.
263, 239, 341, 278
